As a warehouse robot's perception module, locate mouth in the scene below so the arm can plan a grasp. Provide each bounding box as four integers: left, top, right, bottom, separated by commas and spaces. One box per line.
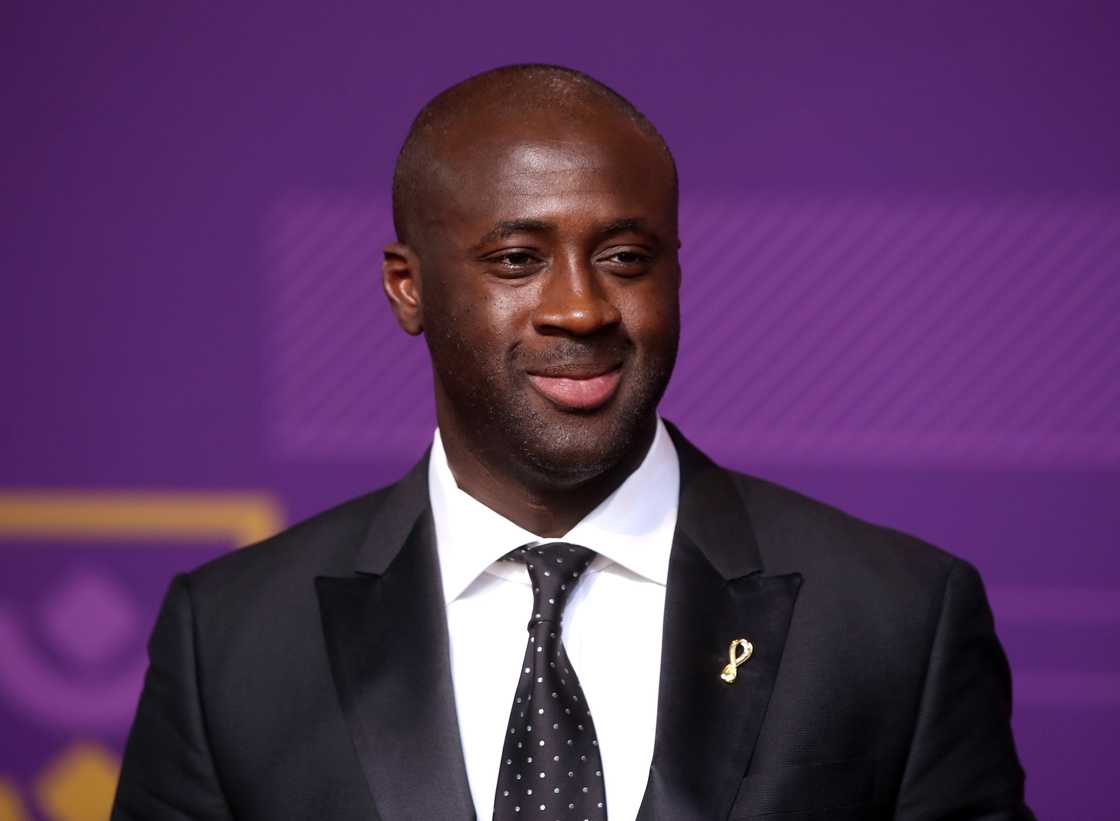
526, 365, 622, 411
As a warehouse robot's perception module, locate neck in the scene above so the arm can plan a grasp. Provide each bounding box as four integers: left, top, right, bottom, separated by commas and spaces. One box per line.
438, 418, 657, 538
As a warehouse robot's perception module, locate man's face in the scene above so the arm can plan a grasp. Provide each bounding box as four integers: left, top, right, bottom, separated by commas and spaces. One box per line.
413, 113, 680, 483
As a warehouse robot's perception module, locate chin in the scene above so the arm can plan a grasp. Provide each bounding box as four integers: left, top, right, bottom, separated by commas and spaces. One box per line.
508, 405, 651, 487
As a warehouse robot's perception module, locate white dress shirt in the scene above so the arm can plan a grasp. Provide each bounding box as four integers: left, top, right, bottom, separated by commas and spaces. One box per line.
429, 418, 680, 821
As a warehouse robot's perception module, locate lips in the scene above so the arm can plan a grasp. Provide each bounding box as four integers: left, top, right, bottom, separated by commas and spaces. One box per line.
526, 367, 622, 411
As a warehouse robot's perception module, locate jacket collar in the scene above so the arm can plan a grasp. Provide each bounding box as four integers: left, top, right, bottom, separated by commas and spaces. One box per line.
317, 471, 476, 820
633, 422, 800, 820
352, 448, 430, 576
350, 421, 755, 579
667, 420, 765, 580
321, 424, 800, 821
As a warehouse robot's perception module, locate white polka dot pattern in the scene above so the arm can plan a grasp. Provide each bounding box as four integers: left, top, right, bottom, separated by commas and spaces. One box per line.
493, 543, 607, 820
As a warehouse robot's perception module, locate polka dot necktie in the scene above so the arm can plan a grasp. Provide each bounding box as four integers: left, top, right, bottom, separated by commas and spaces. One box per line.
493, 543, 607, 820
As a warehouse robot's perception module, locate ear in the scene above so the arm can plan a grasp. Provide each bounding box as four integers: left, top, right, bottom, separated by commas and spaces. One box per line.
382, 242, 424, 335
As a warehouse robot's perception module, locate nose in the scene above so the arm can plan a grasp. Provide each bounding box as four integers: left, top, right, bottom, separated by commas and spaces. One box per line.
531, 253, 622, 336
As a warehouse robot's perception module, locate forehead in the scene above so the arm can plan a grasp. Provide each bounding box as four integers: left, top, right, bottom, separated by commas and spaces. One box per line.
422, 117, 676, 240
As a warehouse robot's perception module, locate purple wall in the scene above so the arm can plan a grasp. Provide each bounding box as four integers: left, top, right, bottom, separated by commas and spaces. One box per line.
3, 2, 1117, 818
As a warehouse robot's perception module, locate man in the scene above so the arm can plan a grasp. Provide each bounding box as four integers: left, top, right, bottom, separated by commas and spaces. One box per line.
112, 65, 1032, 820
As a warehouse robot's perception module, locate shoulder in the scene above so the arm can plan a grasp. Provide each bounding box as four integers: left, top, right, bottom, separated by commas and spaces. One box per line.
726, 467, 971, 613
145, 481, 415, 672
182, 481, 396, 605
724, 468, 1002, 694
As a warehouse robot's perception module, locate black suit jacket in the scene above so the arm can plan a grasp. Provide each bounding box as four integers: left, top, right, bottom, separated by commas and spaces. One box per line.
112, 426, 1032, 820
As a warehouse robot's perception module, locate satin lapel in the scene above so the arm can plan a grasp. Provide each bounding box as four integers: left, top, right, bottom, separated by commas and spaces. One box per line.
316, 458, 475, 821
639, 426, 802, 820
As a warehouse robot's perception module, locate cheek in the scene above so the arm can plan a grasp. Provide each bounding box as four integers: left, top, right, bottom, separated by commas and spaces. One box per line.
621, 286, 680, 355
424, 279, 532, 368
483, 289, 535, 336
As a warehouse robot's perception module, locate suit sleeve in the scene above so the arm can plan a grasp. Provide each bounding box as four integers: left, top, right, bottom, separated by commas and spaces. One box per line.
894, 559, 1034, 821
111, 573, 234, 820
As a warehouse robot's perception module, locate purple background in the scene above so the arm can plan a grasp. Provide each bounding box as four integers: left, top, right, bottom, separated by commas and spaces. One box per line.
3, 2, 1118, 818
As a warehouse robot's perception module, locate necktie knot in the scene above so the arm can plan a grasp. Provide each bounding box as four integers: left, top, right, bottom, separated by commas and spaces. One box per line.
505, 542, 595, 628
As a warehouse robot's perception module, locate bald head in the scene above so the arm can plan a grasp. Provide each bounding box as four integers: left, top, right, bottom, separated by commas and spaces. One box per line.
391, 64, 677, 249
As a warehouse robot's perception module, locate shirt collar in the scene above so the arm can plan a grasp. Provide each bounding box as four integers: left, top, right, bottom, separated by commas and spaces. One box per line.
429, 418, 680, 604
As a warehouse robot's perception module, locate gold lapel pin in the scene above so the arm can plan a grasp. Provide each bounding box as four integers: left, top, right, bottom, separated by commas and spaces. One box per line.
720, 638, 754, 684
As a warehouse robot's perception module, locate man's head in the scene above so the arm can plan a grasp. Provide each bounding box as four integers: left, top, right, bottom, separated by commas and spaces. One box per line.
383, 64, 680, 491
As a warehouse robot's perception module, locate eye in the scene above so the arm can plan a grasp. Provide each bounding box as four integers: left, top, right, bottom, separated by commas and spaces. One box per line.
496, 251, 538, 266
597, 247, 653, 275
483, 249, 545, 277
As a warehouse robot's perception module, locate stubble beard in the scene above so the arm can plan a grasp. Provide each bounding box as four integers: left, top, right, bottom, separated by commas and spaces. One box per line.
436, 346, 677, 492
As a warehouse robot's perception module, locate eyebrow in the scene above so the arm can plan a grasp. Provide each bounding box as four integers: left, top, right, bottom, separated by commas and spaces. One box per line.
474, 217, 658, 247
476, 219, 553, 246
599, 218, 654, 240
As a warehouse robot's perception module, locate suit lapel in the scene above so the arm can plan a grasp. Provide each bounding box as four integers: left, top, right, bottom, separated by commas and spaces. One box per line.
638, 427, 802, 820
314, 426, 799, 821
316, 455, 476, 821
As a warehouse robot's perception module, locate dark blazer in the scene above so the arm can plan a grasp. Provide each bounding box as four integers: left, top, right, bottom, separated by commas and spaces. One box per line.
112, 426, 1033, 820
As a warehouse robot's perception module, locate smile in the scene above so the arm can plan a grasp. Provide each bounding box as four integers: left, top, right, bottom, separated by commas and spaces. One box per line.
526, 367, 622, 411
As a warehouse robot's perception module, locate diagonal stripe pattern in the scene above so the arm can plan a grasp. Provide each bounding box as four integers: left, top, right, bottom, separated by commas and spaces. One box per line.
264, 192, 1120, 466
